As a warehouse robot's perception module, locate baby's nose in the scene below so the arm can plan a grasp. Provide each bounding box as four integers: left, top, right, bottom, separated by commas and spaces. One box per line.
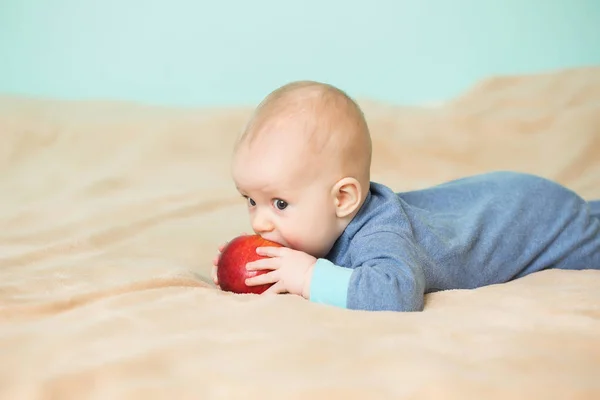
251, 212, 274, 234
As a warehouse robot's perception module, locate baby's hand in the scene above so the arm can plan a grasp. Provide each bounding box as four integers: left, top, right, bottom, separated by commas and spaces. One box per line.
212, 233, 248, 288
245, 247, 316, 298
211, 243, 226, 288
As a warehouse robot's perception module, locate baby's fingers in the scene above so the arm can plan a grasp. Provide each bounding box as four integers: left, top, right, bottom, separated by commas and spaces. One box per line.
245, 270, 278, 287
211, 264, 222, 289
261, 281, 287, 295
246, 257, 279, 271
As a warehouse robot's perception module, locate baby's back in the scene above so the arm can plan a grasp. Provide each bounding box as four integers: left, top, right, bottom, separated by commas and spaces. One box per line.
393, 171, 600, 291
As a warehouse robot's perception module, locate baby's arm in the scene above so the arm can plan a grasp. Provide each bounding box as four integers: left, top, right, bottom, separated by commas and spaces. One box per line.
309, 231, 427, 312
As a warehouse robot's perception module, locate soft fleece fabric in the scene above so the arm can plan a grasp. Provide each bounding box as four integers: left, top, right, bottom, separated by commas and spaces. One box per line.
310, 171, 600, 311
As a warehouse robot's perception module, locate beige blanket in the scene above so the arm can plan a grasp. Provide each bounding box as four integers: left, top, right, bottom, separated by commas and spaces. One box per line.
1, 67, 599, 399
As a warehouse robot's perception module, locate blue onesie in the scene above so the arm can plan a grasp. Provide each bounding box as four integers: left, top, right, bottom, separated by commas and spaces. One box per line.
309, 171, 600, 312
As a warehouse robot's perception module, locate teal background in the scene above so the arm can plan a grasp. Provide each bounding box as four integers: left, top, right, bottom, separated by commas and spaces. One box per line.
1, 0, 599, 107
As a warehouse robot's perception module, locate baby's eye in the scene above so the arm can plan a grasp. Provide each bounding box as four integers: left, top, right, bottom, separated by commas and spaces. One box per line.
247, 197, 256, 207
273, 199, 288, 210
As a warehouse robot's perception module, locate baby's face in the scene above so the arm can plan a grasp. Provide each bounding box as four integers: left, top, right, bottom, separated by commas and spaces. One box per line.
231, 138, 343, 259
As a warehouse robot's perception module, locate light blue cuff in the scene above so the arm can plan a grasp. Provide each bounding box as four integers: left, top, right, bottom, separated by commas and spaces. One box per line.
309, 258, 353, 308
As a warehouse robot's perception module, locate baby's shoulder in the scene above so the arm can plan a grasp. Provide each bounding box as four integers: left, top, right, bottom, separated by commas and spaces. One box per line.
350, 183, 410, 236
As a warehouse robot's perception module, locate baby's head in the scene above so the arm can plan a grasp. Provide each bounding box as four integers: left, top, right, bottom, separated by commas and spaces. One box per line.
231, 80, 372, 258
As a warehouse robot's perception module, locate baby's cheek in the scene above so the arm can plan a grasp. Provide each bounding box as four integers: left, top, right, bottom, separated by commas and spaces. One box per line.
282, 234, 304, 253
283, 219, 316, 253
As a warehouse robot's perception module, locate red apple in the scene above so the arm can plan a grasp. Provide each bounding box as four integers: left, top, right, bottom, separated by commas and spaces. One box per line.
217, 234, 283, 294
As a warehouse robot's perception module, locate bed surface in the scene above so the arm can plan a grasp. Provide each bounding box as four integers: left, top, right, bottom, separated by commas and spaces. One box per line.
1, 67, 599, 399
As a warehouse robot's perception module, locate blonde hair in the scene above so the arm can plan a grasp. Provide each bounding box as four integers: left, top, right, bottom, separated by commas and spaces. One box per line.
236, 80, 372, 188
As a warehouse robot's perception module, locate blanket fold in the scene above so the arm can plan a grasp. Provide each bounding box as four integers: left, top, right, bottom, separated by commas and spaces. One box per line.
1, 67, 599, 399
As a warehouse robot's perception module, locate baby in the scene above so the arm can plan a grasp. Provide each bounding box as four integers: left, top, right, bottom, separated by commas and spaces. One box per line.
212, 80, 600, 312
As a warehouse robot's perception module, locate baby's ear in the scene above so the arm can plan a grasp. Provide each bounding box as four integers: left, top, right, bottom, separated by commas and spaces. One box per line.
333, 177, 362, 219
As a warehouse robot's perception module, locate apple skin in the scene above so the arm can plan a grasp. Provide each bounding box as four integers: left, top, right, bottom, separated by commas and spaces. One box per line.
217, 234, 284, 294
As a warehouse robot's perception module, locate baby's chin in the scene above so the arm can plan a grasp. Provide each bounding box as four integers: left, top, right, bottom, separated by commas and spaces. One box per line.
283, 241, 320, 257
294, 244, 329, 259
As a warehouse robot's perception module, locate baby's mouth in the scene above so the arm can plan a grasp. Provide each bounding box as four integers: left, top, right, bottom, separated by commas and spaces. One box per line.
259, 234, 287, 247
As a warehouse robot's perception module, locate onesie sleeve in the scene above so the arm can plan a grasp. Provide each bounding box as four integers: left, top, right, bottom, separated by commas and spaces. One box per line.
309, 258, 353, 308
309, 231, 426, 312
